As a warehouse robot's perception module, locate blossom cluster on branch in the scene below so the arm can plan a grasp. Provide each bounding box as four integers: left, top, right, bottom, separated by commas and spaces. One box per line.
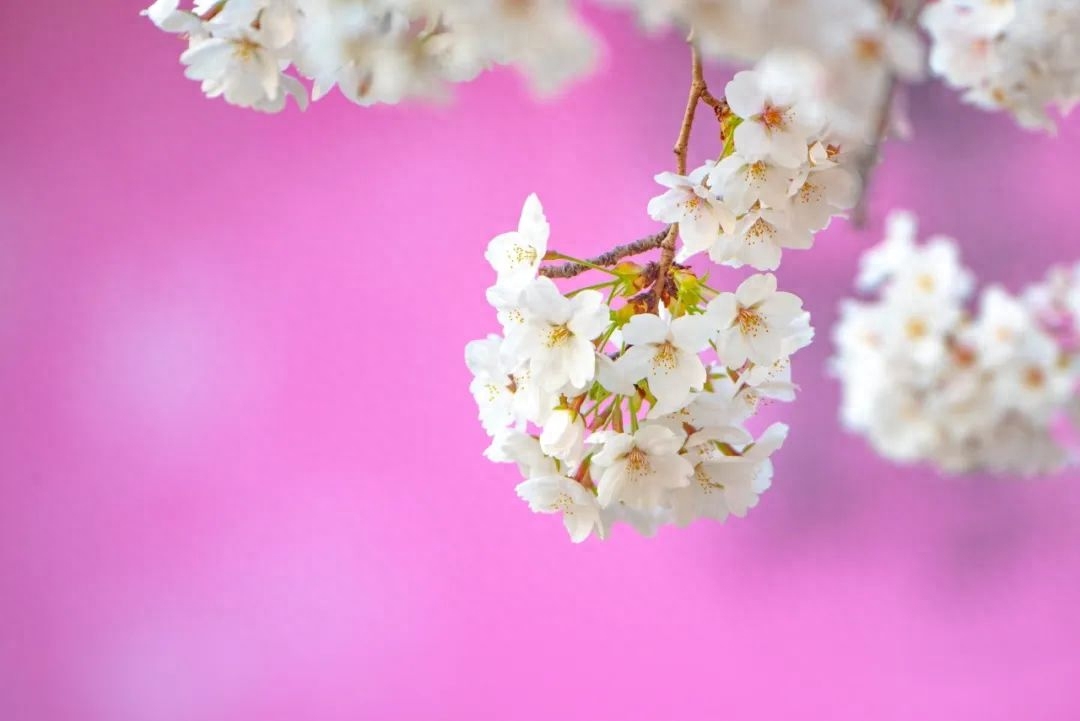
144, 0, 1080, 137
607, 0, 926, 142
922, 0, 1080, 130
143, 0, 594, 111
466, 56, 859, 542
648, 59, 860, 271
832, 211, 1080, 476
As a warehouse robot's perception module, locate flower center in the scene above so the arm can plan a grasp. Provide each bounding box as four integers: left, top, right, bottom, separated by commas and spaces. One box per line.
905, 318, 928, 339
952, 345, 977, 367
760, 104, 788, 132
854, 35, 883, 62
510, 244, 537, 266
546, 324, 573, 347
652, 341, 678, 371
737, 307, 764, 337
797, 180, 821, 204
1023, 366, 1046, 389
747, 161, 769, 184
745, 217, 776, 244
626, 447, 651, 475
232, 37, 261, 60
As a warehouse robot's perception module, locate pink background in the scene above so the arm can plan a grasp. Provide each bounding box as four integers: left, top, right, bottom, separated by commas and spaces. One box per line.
3, 3, 1080, 720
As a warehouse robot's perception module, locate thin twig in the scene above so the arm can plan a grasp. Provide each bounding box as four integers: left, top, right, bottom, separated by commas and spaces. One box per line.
852, 74, 896, 228
539, 228, 672, 279
852, 0, 925, 227
653, 42, 707, 309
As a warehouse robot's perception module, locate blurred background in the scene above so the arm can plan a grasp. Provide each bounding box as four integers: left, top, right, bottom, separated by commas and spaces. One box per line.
2, 2, 1080, 720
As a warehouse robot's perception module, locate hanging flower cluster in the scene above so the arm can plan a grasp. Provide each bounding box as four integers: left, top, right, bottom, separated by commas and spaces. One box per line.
605, 0, 926, 143
648, 59, 860, 271
466, 54, 858, 542
143, 0, 594, 111
922, 0, 1080, 130
832, 211, 1080, 476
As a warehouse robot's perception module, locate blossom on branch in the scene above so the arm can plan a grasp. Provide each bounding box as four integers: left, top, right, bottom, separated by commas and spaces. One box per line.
832, 210, 1080, 476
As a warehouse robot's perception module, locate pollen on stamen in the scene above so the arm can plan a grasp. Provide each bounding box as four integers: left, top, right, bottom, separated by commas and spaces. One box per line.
737, 307, 765, 337
510, 245, 538, 265
625, 447, 651, 476
694, 465, 717, 493
759, 104, 789, 132
651, 342, 678, 372
232, 37, 261, 60
798, 181, 822, 204
746, 217, 776, 245
546, 324, 573, 347
748, 161, 769, 184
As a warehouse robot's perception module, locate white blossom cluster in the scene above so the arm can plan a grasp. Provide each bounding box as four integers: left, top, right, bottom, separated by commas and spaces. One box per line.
832, 211, 1080, 476
648, 57, 860, 271
605, 0, 925, 142
922, 0, 1080, 130
143, 0, 595, 111
467, 193, 813, 542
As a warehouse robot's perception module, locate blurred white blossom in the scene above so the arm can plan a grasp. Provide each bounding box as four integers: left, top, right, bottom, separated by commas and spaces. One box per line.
832, 210, 1080, 476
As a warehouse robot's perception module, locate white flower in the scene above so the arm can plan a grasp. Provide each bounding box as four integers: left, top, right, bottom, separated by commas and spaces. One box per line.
616, 311, 714, 416
992, 331, 1073, 420
857, 210, 918, 291
596, 352, 639, 396
881, 235, 974, 307
502, 277, 610, 392
921, 0, 1080, 130
181, 15, 305, 111
833, 209, 1079, 476
968, 286, 1031, 367
485, 430, 557, 479
670, 422, 786, 524
710, 207, 813, 271
647, 167, 735, 261
142, 0, 202, 33
465, 335, 516, 435
591, 424, 693, 509
707, 154, 796, 215
788, 166, 858, 232
662, 382, 754, 431
484, 194, 550, 291
539, 408, 586, 467
711, 422, 787, 517
726, 67, 823, 168
517, 476, 603, 543
708, 274, 809, 367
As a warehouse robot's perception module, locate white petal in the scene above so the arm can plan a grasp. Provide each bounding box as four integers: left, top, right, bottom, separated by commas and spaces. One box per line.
622, 313, 670, 346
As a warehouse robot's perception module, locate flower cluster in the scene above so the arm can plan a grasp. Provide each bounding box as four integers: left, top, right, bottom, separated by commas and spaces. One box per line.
922, 0, 1080, 130
648, 55, 860, 272
606, 0, 925, 143
832, 211, 1080, 476
467, 194, 812, 541
144, 0, 595, 111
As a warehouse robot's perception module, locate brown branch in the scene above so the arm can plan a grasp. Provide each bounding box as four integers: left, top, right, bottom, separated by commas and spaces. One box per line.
851, 74, 896, 228
852, 1, 924, 227
536, 41, 714, 297
539, 228, 672, 279
652, 42, 707, 309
